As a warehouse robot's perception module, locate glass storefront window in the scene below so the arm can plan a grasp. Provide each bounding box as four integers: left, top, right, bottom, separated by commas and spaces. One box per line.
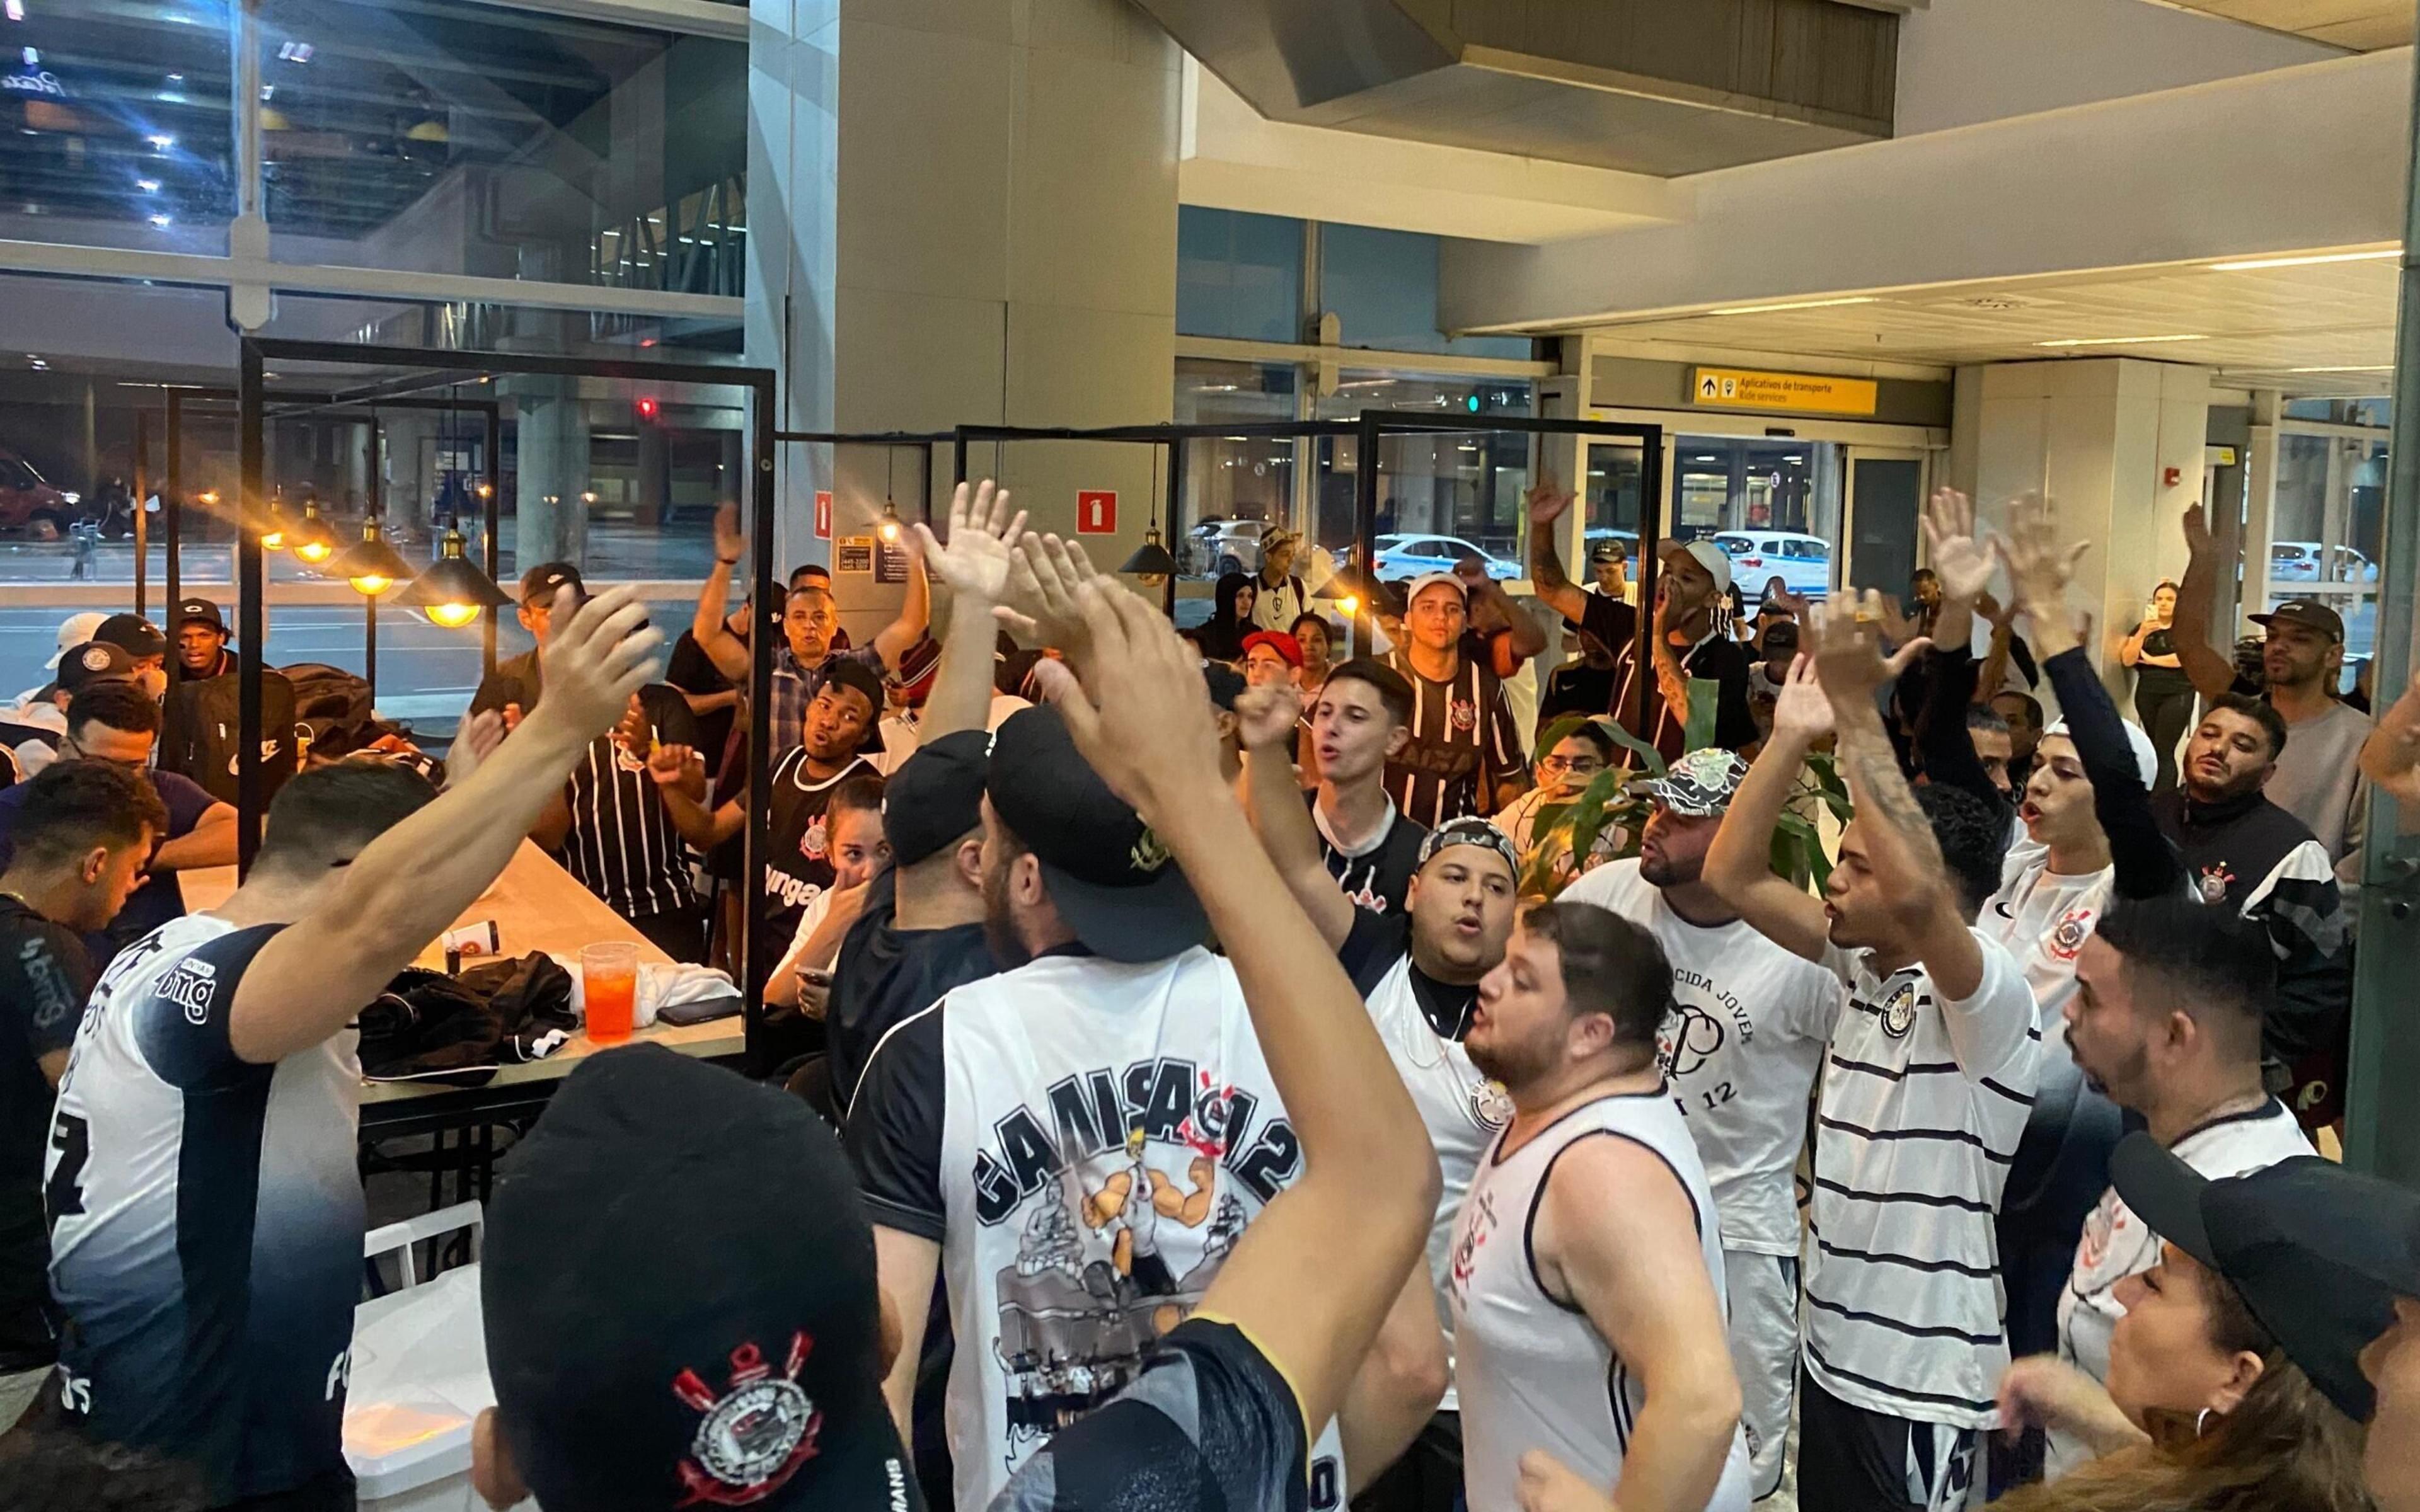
1172, 358, 1296, 583
2272, 429, 2387, 687
1313, 374, 1533, 577
258, 0, 745, 292
0, 1, 236, 251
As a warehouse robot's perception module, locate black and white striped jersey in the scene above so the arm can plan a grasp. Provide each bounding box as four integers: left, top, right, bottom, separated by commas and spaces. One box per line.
1802, 932, 2040, 1431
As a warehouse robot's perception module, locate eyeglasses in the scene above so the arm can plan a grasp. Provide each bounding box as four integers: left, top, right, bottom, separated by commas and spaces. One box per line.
1537, 755, 1605, 776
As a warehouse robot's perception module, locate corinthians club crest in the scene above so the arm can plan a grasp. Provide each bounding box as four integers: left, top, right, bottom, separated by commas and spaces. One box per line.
672, 1332, 822, 1506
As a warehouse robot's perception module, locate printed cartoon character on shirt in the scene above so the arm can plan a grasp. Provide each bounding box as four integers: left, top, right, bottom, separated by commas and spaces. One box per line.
980, 1065, 1297, 1459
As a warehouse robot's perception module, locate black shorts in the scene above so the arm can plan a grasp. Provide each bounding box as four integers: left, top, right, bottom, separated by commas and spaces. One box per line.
1795, 1370, 1979, 1512
993, 1316, 1313, 1511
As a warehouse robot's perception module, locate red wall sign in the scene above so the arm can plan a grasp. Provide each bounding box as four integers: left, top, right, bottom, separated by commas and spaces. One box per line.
814, 490, 833, 541
1076, 490, 1117, 535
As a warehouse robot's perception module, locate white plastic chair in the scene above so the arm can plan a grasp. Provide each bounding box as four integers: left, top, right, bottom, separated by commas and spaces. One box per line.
362, 1201, 481, 1293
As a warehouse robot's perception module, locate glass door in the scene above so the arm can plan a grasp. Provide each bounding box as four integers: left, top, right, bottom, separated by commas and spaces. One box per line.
1843, 447, 1928, 605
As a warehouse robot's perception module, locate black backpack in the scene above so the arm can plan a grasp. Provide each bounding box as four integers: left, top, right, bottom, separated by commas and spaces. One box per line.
159, 669, 299, 806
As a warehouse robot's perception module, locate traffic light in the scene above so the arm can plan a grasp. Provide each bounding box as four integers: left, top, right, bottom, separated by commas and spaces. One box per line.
635, 396, 659, 422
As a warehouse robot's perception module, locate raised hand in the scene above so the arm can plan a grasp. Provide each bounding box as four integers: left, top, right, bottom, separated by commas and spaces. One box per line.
911, 479, 1026, 604
1526, 472, 1575, 528
2181, 501, 2215, 565
442, 709, 505, 790
1770, 653, 1837, 746
1992, 495, 2092, 656
1804, 590, 1931, 707
712, 500, 746, 566
1233, 683, 1299, 753
1921, 488, 1994, 605
1027, 576, 1224, 829
2361, 669, 2420, 808
531, 586, 665, 745
997, 532, 1103, 658
645, 742, 703, 790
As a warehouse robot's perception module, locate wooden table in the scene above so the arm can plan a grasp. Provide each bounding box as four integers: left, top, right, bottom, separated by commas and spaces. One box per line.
178, 841, 747, 1128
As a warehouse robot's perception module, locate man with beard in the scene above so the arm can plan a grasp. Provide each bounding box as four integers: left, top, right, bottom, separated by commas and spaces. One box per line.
846, 536, 1443, 1509
1242, 677, 1514, 1509
1558, 747, 1839, 1502
2042, 898, 2311, 1475
2151, 695, 2350, 1127
1448, 900, 1751, 1512
2170, 504, 2370, 885
1705, 595, 2039, 1512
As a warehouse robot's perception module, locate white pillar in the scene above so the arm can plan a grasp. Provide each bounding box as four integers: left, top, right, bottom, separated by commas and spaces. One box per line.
1971, 358, 2213, 701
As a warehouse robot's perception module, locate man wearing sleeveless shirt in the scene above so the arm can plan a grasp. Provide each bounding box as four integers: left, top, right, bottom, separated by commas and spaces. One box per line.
42, 588, 661, 1509
1560, 748, 1838, 1501
1705, 597, 2039, 1512
1450, 900, 1753, 1512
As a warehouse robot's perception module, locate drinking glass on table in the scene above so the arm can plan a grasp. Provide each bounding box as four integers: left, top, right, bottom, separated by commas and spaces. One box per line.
580, 942, 640, 1046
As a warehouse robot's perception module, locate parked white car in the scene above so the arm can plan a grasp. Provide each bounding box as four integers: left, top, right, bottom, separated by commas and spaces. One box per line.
1711, 531, 1833, 605
2271, 541, 2377, 584
1372, 533, 1521, 581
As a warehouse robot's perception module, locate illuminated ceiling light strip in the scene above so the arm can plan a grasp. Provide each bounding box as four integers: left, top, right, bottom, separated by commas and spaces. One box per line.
2035, 334, 2208, 348
1705, 295, 1881, 317
2208, 250, 2398, 272
2285, 365, 2394, 374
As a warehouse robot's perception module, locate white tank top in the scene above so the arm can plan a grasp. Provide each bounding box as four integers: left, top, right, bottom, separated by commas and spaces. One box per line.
1449, 1090, 1753, 1512
1366, 954, 1510, 1413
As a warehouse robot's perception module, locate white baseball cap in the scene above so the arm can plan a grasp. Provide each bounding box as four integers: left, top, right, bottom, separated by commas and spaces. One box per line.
44, 611, 107, 670
1404, 572, 1467, 609
2044, 716, 2160, 791
1661, 539, 1734, 597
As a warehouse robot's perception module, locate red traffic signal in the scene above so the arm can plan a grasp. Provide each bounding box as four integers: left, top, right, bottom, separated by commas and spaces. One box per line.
635, 396, 659, 422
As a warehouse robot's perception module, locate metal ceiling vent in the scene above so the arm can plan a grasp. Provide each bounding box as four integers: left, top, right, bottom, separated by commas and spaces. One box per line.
1143, 0, 1903, 176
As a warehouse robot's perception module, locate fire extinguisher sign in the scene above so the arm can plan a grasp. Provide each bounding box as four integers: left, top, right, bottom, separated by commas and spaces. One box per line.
1075, 490, 1117, 535
814, 491, 833, 541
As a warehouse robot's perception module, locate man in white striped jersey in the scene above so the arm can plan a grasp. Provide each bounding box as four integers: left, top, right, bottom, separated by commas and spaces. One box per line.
1705, 595, 2041, 1512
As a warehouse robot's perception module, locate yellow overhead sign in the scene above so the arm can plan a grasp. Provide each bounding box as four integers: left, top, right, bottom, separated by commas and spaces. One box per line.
1691, 367, 1879, 418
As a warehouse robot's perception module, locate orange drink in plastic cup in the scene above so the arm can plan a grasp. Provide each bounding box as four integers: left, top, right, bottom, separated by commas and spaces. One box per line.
581, 942, 639, 1046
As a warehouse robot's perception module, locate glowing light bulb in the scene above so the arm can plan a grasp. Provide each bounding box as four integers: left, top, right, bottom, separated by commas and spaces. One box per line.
427, 602, 481, 627
878, 517, 901, 544
349, 572, 392, 596
261, 528, 286, 551
1339, 593, 1361, 616
296, 539, 333, 563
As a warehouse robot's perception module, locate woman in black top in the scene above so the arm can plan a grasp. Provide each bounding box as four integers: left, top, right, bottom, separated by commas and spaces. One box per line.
1198, 572, 1257, 663
2121, 580, 2196, 794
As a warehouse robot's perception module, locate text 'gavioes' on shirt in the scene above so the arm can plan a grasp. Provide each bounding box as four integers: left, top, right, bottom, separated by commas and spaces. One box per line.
1802, 931, 2041, 1430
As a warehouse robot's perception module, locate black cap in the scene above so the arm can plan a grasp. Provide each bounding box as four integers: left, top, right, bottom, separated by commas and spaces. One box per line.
1202, 662, 1245, 713
885, 730, 986, 866
93, 613, 166, 661
519, 561, 585, 607
483, 1046, 910, 1511
2112, 1131, 2412, 1421
1761, 620, 1801, 651
57, 640, 135, 694
2250, 598, 2346, 643
984, 705, 1208, 963
175, 597, 224, 633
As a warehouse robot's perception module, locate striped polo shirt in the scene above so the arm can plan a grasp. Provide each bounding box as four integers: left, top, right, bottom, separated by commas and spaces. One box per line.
1802, 931, 2040, 1429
